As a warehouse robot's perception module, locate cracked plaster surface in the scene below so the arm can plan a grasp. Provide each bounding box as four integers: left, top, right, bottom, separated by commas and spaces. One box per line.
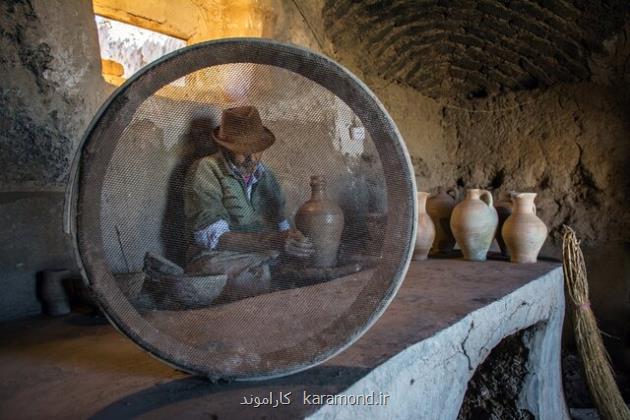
309, 264, 568, 420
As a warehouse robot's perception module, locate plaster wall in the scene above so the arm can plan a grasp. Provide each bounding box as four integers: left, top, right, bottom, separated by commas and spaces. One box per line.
0, 0, 109, 189
0, 0, 111, 319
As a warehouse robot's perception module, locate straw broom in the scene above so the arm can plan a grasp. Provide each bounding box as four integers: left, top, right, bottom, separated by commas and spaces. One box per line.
562, 226, 630, 420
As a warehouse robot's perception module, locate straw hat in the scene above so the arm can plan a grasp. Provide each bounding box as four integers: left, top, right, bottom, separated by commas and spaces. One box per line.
212, 106, 275, 154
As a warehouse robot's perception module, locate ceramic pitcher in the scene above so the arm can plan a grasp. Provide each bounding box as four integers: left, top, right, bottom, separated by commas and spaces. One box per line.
502, 192, 547, 263
450, 189, 498, 261
413, 191, 435, 261
495, 191, 515, 257
295, 176, 344, 268
427, 188, 457, 253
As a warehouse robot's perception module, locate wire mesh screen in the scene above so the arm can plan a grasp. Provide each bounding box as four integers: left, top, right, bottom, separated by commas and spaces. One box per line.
70, 39, 416, 379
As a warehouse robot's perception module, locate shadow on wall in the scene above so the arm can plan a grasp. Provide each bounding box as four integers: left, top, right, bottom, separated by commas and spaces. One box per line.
101, 105, 221, 273
161, 117, 218, 266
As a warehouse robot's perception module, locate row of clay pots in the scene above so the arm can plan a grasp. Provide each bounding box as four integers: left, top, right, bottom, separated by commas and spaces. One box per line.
414, 189, 548, 263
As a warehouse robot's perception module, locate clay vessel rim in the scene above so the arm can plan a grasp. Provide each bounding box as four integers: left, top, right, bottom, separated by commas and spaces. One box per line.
465, 188, 488, 198
514, 192, 537, 198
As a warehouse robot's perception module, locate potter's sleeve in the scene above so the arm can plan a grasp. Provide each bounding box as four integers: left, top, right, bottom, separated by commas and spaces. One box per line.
184, 160, 229, 232
267, 170, 288, 226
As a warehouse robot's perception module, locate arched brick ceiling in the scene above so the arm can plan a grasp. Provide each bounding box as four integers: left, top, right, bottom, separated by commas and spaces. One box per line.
324, 0, 629, 98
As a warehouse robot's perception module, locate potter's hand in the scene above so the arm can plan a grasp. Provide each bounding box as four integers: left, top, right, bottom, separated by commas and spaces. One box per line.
284, 229, 315, 258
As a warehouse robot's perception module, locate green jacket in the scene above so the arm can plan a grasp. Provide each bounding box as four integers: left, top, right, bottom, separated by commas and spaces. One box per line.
184, 153, 287, 235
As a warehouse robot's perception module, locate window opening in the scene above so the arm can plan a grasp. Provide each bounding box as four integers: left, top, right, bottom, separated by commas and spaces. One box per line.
95, 15, 186, 86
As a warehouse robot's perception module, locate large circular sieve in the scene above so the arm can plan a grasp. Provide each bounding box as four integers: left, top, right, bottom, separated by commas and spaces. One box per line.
66, 38, 416, 380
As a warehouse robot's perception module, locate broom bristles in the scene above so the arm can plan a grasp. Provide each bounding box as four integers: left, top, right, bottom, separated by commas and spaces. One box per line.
562, 225, 630, 420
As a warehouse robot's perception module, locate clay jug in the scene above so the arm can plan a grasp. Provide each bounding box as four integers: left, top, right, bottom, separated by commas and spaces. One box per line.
502, 193, 547, 263
494, 191, 514, 256
295, 176, 344, 268
427, 188, 457, 253
450, 189, 498, 261
413, 192, 435, 261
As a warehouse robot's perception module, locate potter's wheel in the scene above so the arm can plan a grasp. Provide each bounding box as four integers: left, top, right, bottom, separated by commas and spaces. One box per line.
66, 39, 416, 380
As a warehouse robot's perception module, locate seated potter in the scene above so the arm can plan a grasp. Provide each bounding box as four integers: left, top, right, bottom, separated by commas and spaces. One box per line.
184, 106, 314, 299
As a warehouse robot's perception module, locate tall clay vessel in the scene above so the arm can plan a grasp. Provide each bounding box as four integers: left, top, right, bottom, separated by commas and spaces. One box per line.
295, 176, 344, 268
495, 191, 514, 256
413, 191, 435, 261
427, 188, 457, 253
502, 192, 547, 263
450, 189, 498, 261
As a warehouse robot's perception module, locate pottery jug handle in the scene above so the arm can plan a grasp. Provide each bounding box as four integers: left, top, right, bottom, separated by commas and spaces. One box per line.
532, 204, 537, 215
480, 190, 493, 207
447, 188, 458, 200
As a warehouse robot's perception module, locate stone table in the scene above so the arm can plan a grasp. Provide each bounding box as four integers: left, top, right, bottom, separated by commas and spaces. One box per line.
0, 259, 569, 419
